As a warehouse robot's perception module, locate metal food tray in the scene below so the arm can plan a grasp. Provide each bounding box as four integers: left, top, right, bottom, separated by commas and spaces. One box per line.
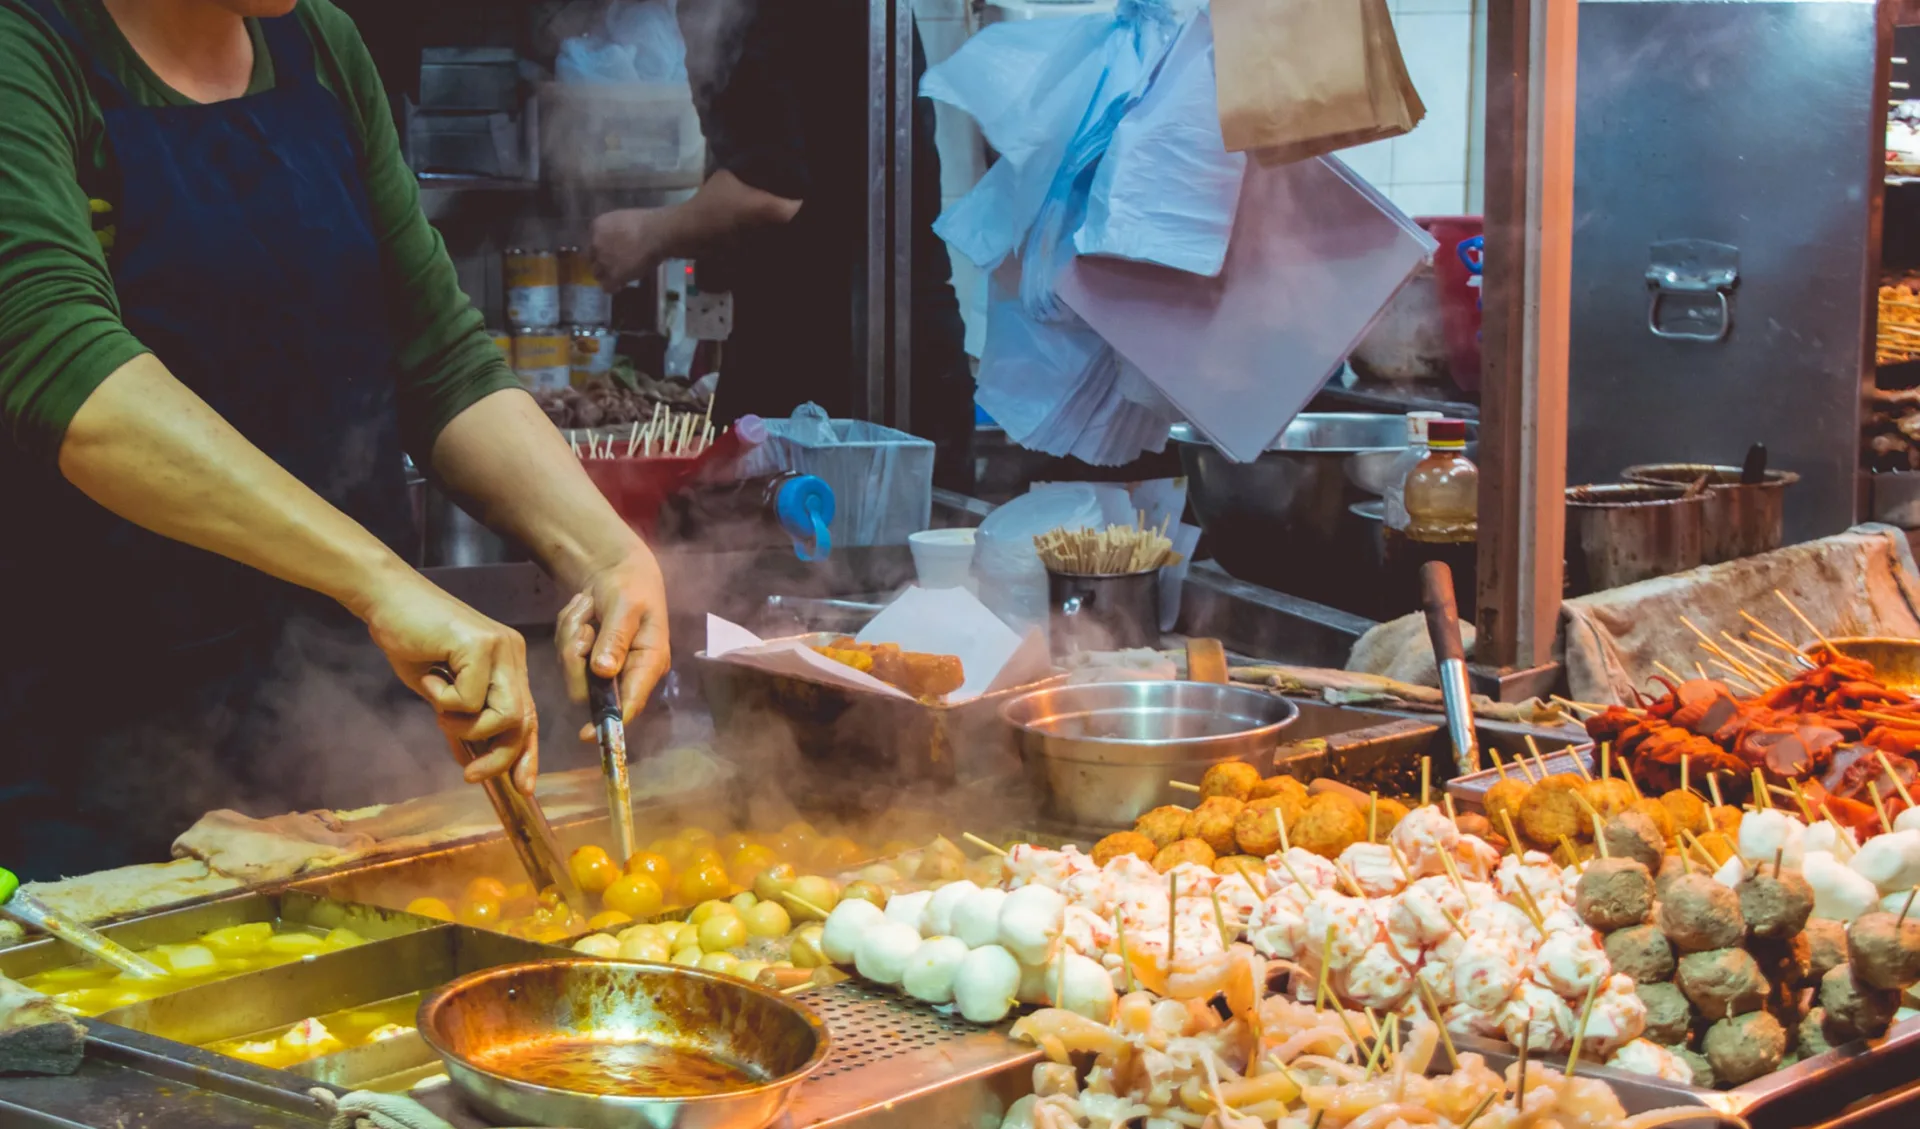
697, 638, 1066, 808
1446, 739, 1596, 813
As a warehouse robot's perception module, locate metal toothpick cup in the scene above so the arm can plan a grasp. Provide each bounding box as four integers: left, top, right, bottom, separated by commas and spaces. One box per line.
1047, 567, 1162, 656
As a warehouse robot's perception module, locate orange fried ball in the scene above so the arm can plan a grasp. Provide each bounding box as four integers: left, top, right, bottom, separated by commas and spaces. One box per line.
1092, 831, 1160, 867
1292, 793, 1366, 859
1184, 796, 1246, 856
1233, 795, 1288, 857
1200, 761, 1263, 801
1134, 805, 1192, 850
1153, 837, 1218, 873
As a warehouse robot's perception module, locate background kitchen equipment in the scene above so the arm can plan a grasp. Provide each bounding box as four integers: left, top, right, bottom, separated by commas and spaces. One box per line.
1176, 414, 1476, 615
403, 48, 532, 180
1619, 462, 1799, 563
1563, 483, 1710, 596
1047, 568, 1161, 656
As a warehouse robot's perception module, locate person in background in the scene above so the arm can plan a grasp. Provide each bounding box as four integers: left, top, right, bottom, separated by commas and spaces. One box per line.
0, 0, 668, 879
588, 0, 976, 493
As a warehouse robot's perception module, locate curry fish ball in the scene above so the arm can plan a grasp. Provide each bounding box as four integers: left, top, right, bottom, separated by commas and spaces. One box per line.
1584, 778, 1637, 820
1184, 796, 1245, 856
1293, 793, 1366, 859
1711, 805, 1743, 836
743, 901, 792, 939
1200, 761, 1262, 801
573, 933, 621, 958
1519, 778, 1586, 845
698, 914, 748, 953
1660, 790, 1711, 838
1092, 831, 1159, 867
1134, 806, 1192, 850
1483, 780, 1532, 841
1152, 838, 1217, 873
1233, 797, 1288, 857
1704, 1011, 1787, 1087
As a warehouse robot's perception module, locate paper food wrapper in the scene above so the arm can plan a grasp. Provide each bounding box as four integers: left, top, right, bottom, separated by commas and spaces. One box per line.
1212, 0, 1425, 162
705, 586, 1054, 704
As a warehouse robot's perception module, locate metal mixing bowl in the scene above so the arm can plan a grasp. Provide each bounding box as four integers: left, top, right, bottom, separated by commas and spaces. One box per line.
418, 959, 829, 1129
1174, 415, 1473, 610
1002, 680, 1299, 830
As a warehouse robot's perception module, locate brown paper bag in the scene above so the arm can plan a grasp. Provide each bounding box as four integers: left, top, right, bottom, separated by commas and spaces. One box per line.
1213, 0, 1425, 164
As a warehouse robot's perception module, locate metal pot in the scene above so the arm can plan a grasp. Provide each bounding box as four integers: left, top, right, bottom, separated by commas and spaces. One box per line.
418, 958, 829, 1129
1619, 463, 1799, 563
423, 483, 521, 567
1564, 483, 1709, 596
1048, 568, 1162, 655
1001, 680, 1299, 830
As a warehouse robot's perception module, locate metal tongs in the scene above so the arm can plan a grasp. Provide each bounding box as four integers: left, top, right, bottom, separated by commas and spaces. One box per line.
589, 674, 635, 863
1420, 560, 1481, 776
0, 867, 168, 979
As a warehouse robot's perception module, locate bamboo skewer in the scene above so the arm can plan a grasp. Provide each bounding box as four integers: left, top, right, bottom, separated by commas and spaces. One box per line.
1774, 590, 1837, 655
1034, 523, 1182, 575
1653, 660, 1687, 684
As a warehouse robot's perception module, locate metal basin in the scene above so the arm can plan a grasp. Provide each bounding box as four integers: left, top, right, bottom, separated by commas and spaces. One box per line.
418, 958, 829, 1129
1002, 680, 1299, 831
1563, 483, 1708, 596
1620, 463, 1799, 564
1175, 415, 1473, 610
1827, 637, 1920, 692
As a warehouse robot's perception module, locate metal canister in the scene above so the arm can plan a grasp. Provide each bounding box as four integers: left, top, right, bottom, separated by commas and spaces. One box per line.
559, 245, 612, 327
569, 326, 617, 386
511, 326, 570, 391
503, 248, 559, 327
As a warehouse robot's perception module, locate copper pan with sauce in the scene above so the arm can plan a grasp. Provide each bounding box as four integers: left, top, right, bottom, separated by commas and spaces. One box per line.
418, 958, 829, 1129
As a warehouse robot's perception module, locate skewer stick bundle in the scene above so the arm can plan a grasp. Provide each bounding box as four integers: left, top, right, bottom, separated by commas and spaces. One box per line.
1034, 522, 1182, 575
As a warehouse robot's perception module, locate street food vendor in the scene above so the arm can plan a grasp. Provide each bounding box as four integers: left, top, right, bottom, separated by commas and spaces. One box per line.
588, 0, 976, 492
0, 0, 668, 880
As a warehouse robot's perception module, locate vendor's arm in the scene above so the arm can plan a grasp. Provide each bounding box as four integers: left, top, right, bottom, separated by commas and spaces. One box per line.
0, 5, 537, 791
588, 169, 801, 287
305, 2, 670, 723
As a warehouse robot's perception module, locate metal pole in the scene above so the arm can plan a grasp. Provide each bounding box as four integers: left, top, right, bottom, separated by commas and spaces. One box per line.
863, 0, 890, 422
891, 0, 915, 435
1475, 0, 1575, 668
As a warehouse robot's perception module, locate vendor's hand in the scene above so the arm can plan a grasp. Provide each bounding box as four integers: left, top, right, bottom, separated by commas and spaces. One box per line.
363, 577, 539, 794
588, 208, 667, 289
556, 545, 671, 739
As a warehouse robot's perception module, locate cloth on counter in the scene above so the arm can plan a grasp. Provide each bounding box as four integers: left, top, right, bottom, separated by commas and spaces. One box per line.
1346, 611, 1477, 689
1224, 662, 1569, 727
1063, 647, 1179, 683
171, 810, 378, 885
309, 1087, 454, 1129
1560, 524, 1920, 705
0, 860, 243, 950
0, 976, 85, 1075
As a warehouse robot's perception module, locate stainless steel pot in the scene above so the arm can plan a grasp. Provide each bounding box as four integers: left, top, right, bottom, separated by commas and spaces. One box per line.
1564, 483, 1709, 596
418, 958, 828, 1129
1175, 415, 1472, 609
1619, 463, 1798, 564
1001, 680, 1299, 830
423, 483, 520, 567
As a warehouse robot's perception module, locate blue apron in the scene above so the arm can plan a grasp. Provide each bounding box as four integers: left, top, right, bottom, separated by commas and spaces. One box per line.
0, 1, 419, 879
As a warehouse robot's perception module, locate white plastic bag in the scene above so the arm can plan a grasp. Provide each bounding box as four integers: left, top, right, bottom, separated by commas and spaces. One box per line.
973, 484, 1107, 633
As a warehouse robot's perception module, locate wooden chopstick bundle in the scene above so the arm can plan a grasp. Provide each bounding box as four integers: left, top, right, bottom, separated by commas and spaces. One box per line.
573, 404, 718, 460
1034, 516, 1182, 575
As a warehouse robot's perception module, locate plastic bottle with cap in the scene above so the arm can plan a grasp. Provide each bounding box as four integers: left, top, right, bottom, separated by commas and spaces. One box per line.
1387, 417, 1478, 614
769, 473, 835, 561
1382, 410, 1444, 532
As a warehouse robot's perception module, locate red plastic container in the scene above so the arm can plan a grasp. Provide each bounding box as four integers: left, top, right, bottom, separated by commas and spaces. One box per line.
578, 427, 747, 537
1416, 216, 1484, 393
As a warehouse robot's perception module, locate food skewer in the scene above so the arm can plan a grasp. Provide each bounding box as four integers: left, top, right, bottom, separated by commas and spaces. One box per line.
0, 868, 167, 979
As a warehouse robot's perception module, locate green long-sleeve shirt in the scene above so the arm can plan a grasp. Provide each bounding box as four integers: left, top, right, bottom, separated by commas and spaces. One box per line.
0, 0, 518, 466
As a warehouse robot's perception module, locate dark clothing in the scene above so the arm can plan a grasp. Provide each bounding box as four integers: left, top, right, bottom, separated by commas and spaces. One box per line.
0, 6, 434, 880
680, 0, 974, 491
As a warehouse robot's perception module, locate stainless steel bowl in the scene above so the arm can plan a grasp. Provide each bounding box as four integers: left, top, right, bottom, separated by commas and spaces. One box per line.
1002, 680, 1300, 830
1827, 637, 1920, 693
418, 959, 829, 1129
1174, 415, 1473, 609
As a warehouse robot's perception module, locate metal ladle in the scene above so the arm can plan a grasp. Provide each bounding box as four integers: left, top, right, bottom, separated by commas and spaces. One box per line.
0, 867, 167, 979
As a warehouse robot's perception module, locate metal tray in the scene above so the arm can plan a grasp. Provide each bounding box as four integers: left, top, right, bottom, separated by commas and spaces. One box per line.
95, 924, 560, 1091
1445, 738, 1596, 813
0, 890, 439, 982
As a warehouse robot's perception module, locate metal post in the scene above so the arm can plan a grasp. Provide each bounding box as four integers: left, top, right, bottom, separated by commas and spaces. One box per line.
891, 0, 915, 435
863, 0, 890, 422
1476, 0, 1576, 667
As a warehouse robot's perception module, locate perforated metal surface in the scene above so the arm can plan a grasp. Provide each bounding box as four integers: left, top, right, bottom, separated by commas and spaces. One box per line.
800, 978, 988, 1079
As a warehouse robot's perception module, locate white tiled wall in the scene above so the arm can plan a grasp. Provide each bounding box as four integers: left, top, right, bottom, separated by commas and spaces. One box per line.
1345, 0, 1484, 217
